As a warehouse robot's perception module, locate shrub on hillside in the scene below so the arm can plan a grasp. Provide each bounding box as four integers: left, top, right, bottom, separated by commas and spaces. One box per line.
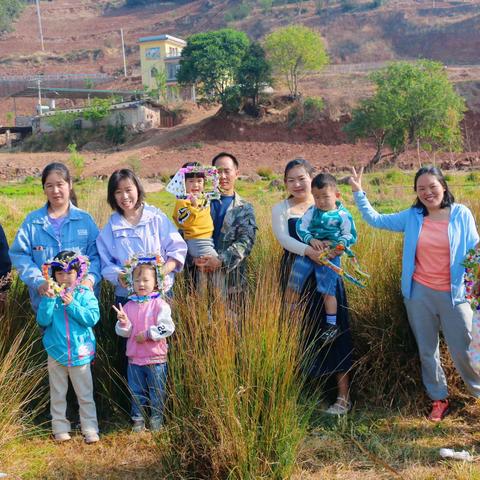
224, 2, 251, 22
288, 96, 325, 127
0, 0, 25, 34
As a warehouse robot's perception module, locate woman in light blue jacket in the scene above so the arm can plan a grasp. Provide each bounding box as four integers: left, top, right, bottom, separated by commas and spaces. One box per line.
9, 163, 101, 311
96, 169, 186, 304
350, 166, 480, 422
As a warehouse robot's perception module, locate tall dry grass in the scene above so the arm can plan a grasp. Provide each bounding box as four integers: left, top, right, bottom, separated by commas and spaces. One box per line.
163, 242, 311, 478
0, 175, 479, 476
0, 279, 47, 453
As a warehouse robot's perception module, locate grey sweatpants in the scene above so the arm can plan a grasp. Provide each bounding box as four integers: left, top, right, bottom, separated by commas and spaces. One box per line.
186, 238, 217, 258
404, 281, 480, 400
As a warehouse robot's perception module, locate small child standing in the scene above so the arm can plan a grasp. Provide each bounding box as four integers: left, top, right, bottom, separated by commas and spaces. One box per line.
37, 250, 100, 443
169, 161, 219, 259
114, 255, 175, 432
287, 173, 357, 344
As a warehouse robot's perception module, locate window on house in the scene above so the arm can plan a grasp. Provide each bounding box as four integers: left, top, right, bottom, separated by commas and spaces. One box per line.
151, 66, 158, 80
167, 64, 178, 81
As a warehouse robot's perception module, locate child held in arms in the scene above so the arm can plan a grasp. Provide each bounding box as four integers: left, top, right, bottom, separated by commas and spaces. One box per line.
287, 173, 357, 344
169, 161, 220, 260
114, 254, 175, 432
37, 250, 100, 444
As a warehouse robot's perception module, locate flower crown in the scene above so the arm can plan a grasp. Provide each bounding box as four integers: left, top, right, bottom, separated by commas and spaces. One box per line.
123, 253, 171, 301
464, 247, 480, 312
166, 165, 220, 201
42, 252, 90, 296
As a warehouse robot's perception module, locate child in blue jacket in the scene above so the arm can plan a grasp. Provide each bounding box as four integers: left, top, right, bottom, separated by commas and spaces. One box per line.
37, 250, 100, 443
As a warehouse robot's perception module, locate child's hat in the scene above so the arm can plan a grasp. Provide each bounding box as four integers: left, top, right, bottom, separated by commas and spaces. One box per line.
166, 164, 220, 200
42, 250, 90, 294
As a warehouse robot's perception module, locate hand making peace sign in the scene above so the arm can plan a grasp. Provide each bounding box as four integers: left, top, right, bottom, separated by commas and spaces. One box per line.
349, 166, 364, 192
112, 303, 128, 325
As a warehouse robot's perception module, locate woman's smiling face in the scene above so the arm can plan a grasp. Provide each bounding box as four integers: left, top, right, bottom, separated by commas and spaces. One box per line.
415, 173, 446, 211
114, 178, 139, 213
284, 165, 312, 200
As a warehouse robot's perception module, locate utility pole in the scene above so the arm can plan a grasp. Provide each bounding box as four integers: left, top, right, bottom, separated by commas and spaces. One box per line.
120, 29, 127, 77
37, 79, 42, 116
35, 0, 45, 51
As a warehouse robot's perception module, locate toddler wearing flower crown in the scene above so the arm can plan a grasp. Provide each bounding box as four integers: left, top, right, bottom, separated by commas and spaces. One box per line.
37, 250, 100, 443
114, 254, 174, 432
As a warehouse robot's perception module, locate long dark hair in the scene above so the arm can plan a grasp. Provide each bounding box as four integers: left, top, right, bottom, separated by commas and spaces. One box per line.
41, 162, 78, 207
107, 169, 145, 214
413, 166, 455, 215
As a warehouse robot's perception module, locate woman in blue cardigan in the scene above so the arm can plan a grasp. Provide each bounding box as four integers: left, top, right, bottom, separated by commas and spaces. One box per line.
350, 165, 480, 421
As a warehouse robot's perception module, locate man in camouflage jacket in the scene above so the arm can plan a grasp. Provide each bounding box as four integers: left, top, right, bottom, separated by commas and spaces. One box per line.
194, 152, 257, 295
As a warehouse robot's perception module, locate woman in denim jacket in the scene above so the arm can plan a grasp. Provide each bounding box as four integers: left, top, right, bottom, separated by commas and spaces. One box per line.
9, 163, 101, 311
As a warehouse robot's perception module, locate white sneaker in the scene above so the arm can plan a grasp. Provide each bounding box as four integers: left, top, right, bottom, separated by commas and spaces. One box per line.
324, 397, 351, 415
54, 432, 71, 442
84, 432, 100, 444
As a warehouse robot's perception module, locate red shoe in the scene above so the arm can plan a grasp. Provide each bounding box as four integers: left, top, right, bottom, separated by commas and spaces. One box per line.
428, 399, 449, 422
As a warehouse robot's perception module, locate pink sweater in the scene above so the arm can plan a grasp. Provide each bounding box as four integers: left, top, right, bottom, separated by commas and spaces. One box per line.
115, 296, 175, 365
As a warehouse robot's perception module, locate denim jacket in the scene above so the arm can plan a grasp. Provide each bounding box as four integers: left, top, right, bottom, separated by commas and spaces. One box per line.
9, 203, 101, 311
353, 191, 479, 305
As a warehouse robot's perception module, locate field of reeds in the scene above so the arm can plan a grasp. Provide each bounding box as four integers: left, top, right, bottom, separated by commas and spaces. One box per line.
0, 169, 479, 479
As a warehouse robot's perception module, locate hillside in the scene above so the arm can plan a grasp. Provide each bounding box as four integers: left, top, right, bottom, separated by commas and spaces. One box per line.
1, 0, 480, 178
1, 0, 480, 78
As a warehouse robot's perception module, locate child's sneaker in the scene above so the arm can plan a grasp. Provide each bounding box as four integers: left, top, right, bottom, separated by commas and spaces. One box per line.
84, 432, 100, 444
318, 324, 340, 344
54, 432, 71, 442
428, 399, 449, 422
132, 418, 146, 433
150, 416, 163, 432
324, 397, 351, 415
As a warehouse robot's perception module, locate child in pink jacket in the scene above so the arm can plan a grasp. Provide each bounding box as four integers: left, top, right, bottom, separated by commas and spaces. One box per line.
114, 255, 174, 432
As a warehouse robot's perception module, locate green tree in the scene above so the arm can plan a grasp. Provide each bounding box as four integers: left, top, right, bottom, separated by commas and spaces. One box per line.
177, 28, 250, 108
344, 61, 466, 170
67, 143, 85, 180
264, 25, 328, 98
47, 111, 80, 142
238, 42, 272, 111
0, 0, 25, 33
82, 98, 112, 127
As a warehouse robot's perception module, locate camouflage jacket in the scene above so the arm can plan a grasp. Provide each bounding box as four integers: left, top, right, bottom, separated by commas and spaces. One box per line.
215, 193, 257, 288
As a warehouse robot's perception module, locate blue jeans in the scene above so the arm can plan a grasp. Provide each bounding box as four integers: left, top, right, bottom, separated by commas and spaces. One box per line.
288, 255, 340, 296
127, 363, 167, 421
